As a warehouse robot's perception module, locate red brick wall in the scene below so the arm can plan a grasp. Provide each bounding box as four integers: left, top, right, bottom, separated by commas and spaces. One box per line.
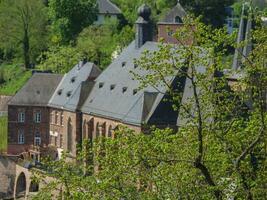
82, 114, 141, 140
157, 23, 193, 45
8, 105, 50, 154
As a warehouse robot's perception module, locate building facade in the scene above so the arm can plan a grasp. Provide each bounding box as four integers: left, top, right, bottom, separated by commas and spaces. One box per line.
7, 74, 63, 155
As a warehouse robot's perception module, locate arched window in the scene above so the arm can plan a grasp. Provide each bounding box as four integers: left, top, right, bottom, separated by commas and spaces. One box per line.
29, 181, 39, 192
67, 118, 73, 153
108, 125, 113, 138
96, 122, 100, 138
88, 119, 94, 141
175, 16, 182, 23
60, 112, 64, 126
18, 129, 25, 144
83, 120, 87, 139
15, 172, 26, 198
55, 111, 58, 124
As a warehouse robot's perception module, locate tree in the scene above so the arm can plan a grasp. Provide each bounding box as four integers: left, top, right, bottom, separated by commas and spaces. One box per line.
179, 0, 234, 27
76, 19, 134, 69
0, 0, 48, 69
112, 0, 234, 27
38, 45, 81, 73
34, 16, 266, 200
48, 0, 97, 44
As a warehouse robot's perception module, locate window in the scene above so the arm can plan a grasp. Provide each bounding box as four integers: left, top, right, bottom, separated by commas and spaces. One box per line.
175, 16, 182, 23
49, 136, 52, 145
67, 118, 73, 152
133, 89, 138, 95
60, 112, 64, 126
34, 132, 41, 146
108, 125, 113, 138
55, 136, 58, 147
60, 134, 63, 148
35, 111, 41, 123
55, 111, 58, 125
99, 82, 104, 88
18, 112, 25, 123
57, 89, 63, 95
167, 30, 174, 37
110, 84, 116, 90
50, 112, 53, 124
122, 87, 127, 93
18, 130, 25, 144
70, 77, 76, 83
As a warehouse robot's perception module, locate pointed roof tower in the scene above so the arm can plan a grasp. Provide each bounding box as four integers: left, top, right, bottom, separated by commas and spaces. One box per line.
232, 2, 253, 70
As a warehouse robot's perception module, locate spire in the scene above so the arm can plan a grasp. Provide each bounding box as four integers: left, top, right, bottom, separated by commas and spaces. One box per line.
135, 4, 153, 49
232, 2, 253, 70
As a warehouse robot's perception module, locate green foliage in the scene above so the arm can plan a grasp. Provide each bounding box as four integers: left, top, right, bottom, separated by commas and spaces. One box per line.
34, 16, 267, 200
0, 117, 7, 152
48, 0, 97, 44
0, 0, 48, 68
179, 0, 234, 28
38, 45, 82, 74
0, 63, 32, 95
113, 0, 234, 27
76, 18, 134, 69
112, 0, 177, 25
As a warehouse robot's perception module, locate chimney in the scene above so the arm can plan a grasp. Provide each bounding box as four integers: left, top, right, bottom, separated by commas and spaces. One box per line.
135, 4, 153, 49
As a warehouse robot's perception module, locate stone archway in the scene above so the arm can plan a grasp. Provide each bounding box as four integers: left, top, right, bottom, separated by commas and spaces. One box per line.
29, 181, 39, 193
15, 172, 26, 198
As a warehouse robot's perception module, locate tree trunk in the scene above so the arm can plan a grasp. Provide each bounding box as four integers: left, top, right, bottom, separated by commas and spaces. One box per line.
23, 29, 30, 69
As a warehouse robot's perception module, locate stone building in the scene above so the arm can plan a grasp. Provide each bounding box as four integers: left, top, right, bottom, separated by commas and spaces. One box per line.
48, 62, 100, 157
80, 4, 187, 141
7, 73, 63, 155
95, 0, 122, 25
7, 3, 194, 157
157, 2, 187, 44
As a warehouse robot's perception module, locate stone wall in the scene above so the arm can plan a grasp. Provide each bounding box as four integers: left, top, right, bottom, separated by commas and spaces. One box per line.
0, 95, 12, 117
0, 156, 16, 199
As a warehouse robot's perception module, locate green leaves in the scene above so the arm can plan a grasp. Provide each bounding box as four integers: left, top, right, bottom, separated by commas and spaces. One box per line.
48, 0, 97, 44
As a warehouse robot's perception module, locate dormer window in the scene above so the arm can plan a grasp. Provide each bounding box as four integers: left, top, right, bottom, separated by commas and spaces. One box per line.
110, 84, 116, 90
67, 91, 72, 97
122, 62, 126, 67
99, 82, 104, 88
122, 87, 127, 93
175, 16, 182, 23
133, 89, 138, 95
71, 77, 76, 83
57, 89, 63, 95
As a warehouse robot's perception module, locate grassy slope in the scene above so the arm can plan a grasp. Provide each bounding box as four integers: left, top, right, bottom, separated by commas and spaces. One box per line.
0, 64, 31, 152
0, 63, 31, 95
0, 116, 7, 152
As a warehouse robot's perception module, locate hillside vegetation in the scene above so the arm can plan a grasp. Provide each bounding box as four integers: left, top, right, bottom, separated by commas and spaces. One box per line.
0, 117, 7, 152
0, 63, 31, 95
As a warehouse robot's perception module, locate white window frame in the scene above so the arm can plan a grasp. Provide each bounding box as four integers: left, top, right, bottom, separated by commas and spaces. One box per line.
35, 111, 41, 123
18, 130, 25, 144
34, 132, 41, 146
18, 112, 25, 123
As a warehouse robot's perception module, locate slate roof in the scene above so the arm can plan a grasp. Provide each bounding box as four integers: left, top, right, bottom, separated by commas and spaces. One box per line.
97, 0, 121, 15
81, 41, 182, 126
8, 73, 63, 106
158, 2, 186, 24
49, 62, 101, 112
